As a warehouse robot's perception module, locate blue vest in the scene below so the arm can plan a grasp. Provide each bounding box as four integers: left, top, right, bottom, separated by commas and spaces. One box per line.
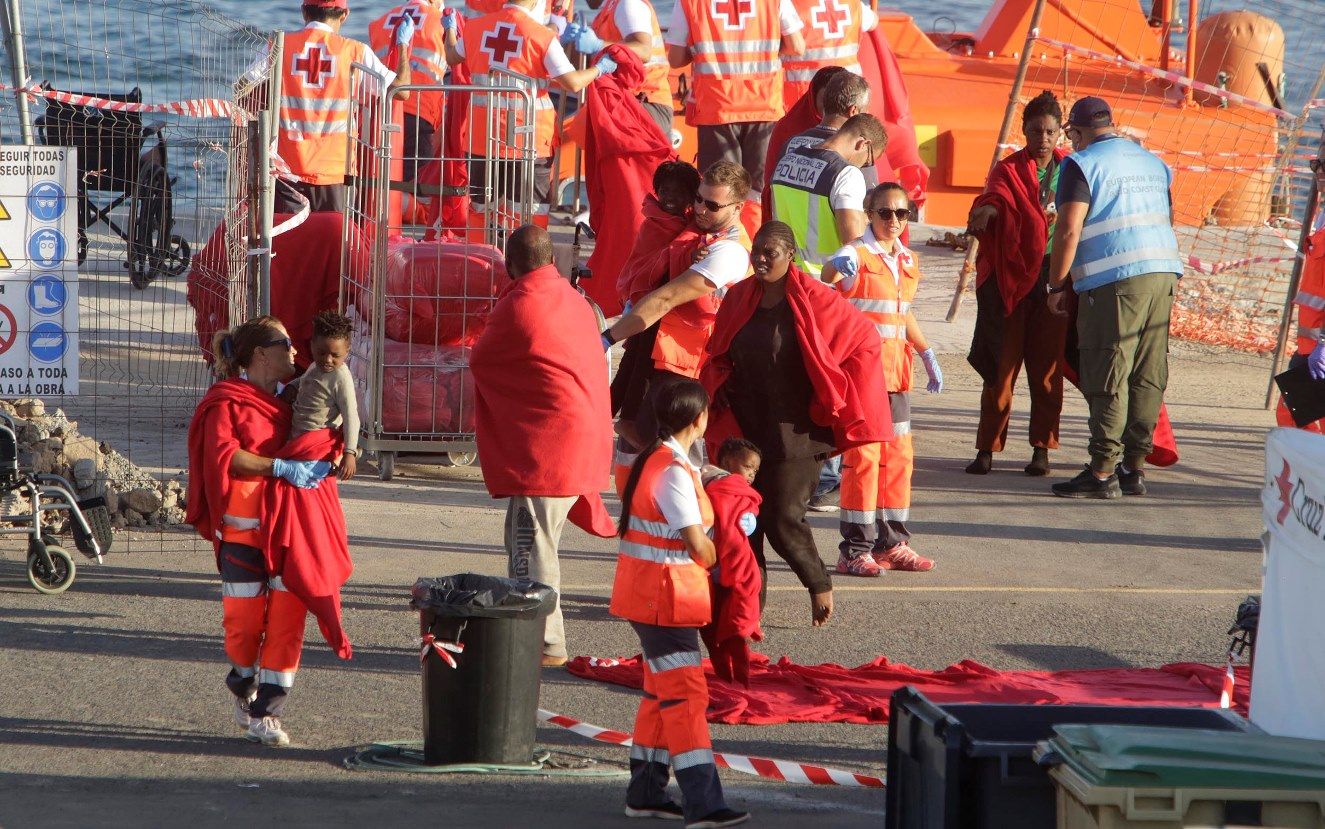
1067, 136, 1183, 292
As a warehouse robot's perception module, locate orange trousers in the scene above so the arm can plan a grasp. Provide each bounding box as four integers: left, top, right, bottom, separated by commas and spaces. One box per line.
219, 542, 308, 691
840, 391, 912, 556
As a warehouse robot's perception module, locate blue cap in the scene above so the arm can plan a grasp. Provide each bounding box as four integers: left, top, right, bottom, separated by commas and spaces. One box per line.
1067, 96, 1113, 128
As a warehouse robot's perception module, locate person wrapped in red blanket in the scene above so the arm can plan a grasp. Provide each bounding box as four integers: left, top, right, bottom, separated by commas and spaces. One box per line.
700, 438, 764, 687
471, 226, 616, 667
702, 221, 891, 628
186, 315, 352, 748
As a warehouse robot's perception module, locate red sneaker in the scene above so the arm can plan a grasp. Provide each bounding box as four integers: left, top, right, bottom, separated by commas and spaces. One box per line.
874, 543, 935, 572
835, 552, 883, 577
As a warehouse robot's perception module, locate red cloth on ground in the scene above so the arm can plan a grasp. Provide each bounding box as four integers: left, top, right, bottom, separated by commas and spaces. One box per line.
616, 195, 692, 305
971, 148, 1069, 315
566, 654, 1250, 725
761, 94, 820, 225
700, 473, 763, 687
471, 264, 616, 537
583, 44, 675, 318
267, 427, 354, 660
860, 28, 929, 208
703, 265, 892, 453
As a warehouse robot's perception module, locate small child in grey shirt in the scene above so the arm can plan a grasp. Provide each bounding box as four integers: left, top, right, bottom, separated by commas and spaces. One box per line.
289, 311, 361, 480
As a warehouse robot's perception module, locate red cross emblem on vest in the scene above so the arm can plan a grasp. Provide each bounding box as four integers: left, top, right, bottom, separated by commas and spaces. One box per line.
811, 0, 850, 39
388, 5, 424, 31
711, 0, 755, 32
293, 42, 336, 88
481, 22, 525, 68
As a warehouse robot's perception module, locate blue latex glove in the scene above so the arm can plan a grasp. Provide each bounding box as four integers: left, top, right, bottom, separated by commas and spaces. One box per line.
1310, 338, 1325, 380
601, 333, 614, 352
441, 9, 458, 33
575, 27, 606, 55
594, 54, 618, 75
395, 13, 417, 46
920, 348, 943, 393
829, 253, 857, 279
559, 20, 585, 46
738, 512, 757, 537
272, 458, 331, 489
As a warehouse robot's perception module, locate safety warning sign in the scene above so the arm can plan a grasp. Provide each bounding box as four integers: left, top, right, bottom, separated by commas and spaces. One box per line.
0, 146, 78, 395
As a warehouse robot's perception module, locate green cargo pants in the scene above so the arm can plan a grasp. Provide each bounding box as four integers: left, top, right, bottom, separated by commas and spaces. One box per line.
1075, 271, 1177, 474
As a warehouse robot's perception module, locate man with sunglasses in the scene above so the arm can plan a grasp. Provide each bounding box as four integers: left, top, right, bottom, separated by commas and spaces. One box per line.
769, 113, 885, 278
1045, 96, 1183, 499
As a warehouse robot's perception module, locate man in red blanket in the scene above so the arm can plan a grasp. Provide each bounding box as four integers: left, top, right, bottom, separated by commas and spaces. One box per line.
186, 316, 351, 747
471, 225, 616, 668
701, 438, 764, 687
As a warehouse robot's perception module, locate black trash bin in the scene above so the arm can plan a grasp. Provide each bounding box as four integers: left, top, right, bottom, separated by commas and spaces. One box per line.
411, 573, 556, 766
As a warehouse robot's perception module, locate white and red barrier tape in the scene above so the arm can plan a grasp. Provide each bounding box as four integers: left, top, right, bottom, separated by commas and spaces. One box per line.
3, 83, 252, 122
419, 634, 465, 668
536, 708, 886, 789
1219, 655, 1237, 710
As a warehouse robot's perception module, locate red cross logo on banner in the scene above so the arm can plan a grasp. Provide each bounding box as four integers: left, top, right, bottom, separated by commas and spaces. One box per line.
711, 0, 755, 31
481, 22, 525, 68
293, 42, 336, 88
811, 0, 850, 39
388, 5, 424, 31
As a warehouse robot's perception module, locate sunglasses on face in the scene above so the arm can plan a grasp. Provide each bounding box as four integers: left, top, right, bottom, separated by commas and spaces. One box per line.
873, 207, 911, 221
694, 195, 740, 212
261, 336, 293, 350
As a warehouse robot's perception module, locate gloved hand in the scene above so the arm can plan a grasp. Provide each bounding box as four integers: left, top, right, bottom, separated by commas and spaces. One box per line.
594, 54, 618, 75
1310, 338, 1325, 380
441, 9, 458, 34
272, 458, 332, 489
920, 348, 943, 393
601, 333, 614, 352
738, 512, 757, 537
559, 20, 585, 46
395, 13, 417, 46
829, 253, 857, 279
575, 27, 606, 55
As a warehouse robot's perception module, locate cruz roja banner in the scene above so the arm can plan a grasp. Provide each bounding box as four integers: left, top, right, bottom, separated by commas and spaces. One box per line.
0, 146, 79, 396
1252, 428, 1325, 738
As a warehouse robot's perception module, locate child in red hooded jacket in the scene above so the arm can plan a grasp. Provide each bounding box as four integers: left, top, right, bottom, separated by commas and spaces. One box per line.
700, 438, 764, 687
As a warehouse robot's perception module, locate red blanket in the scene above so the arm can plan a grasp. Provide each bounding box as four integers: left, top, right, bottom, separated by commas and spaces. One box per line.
761, 93, 820, 224
583, 44, 675, 318
700, 473, 763, 687
703, 264, 892, 452
471, 264, 616, 537
267, 427, 354, 659
861, 28, 929, 208
972, 148, 1068, 315
567, 654, 1250, 724
616, 195, 692, 305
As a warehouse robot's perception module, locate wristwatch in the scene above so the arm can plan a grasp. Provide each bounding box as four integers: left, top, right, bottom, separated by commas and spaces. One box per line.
346, 447, 362, 458
1046, 281, 1069, 295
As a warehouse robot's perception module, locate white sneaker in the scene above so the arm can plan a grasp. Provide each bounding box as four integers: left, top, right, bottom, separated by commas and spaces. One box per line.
245, 715, 290, 747
232, 690, 257, 731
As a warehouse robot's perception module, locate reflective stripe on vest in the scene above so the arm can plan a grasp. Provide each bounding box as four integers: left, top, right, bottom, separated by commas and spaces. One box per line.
843, 240, 920, 392
278, 28, 364, 185
462, 8, 558, 158
785, 60, 860, 83
1067, 137, 1184, 291
781, 0, 862, 80
221, 476, 263, 546
592, 0, 671, 107
770, 146, 852, 273
679, 0, 783, 125
368, 1, 449, 125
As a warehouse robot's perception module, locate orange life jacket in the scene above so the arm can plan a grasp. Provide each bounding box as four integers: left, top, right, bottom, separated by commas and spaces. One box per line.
462, 6, 559, 159
610, 443, 714, 627
1295, 226, 1325, 356
220, 475, 264, 547
839, 238, 920, 393
652, 223, 751, 378
591, 0, 671, 107
780, 0, 862, 107
279, 26, 370, 186
369, 0, 449, 127
676, 0, 783, 125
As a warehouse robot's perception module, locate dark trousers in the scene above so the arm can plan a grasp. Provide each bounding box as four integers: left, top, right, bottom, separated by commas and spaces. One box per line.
466, 154, 553, 205
751, 456, 830, 597
642, 101, 674, 139
697, 122, 773, 188
402, 111, 438, 183
274, 179, 345, 214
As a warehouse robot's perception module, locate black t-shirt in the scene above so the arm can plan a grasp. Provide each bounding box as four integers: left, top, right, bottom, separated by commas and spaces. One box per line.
726, 299, 836, 461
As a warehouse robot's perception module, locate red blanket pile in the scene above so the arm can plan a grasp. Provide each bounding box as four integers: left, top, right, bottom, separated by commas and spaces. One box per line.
567, 654, 1250, 724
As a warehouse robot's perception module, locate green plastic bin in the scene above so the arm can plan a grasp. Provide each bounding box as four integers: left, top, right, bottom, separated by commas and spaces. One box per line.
1035, 725, 1325, 828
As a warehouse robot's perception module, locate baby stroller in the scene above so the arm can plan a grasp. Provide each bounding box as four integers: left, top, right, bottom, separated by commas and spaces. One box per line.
0, 413, 113, 594
35, 85, 191, 289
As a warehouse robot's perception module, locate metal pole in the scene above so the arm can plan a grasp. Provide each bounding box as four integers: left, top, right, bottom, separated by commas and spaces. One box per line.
571, 50, 586, 215
946, 0, 1047, 322
255, 32, 282, 316
1, 0, 33, 144
1184, 0, 1199, 105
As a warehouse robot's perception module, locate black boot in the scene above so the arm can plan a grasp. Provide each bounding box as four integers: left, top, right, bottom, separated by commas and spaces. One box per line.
1024, 447, 1050, 476
965, 450, 992, 475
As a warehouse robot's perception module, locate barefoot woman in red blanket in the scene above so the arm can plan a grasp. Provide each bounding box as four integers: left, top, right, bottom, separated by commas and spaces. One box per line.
186, 316, 351, 747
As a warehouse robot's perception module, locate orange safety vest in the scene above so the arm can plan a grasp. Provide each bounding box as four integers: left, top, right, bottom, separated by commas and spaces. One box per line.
220, 475, 264, 547
840, 239, 920, 393
780, 0, 862, 106
279, 26, 370, 186
609, 444, 714, 627
592, 0, 671, 107
369, 0, 449, 127
652, 224, 751, 378
677, 0, 784, 125
462, 6, 559, 159
1295, 226, 1325, 357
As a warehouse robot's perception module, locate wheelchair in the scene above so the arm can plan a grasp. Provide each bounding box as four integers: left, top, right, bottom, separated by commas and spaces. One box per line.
36, 86, 192, 289
0, 413, 113, 594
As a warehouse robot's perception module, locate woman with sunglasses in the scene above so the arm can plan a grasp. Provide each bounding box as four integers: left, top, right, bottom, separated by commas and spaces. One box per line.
822, 182, 941, 577
964, 90, 1071, 477
186, 315, 337, 747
